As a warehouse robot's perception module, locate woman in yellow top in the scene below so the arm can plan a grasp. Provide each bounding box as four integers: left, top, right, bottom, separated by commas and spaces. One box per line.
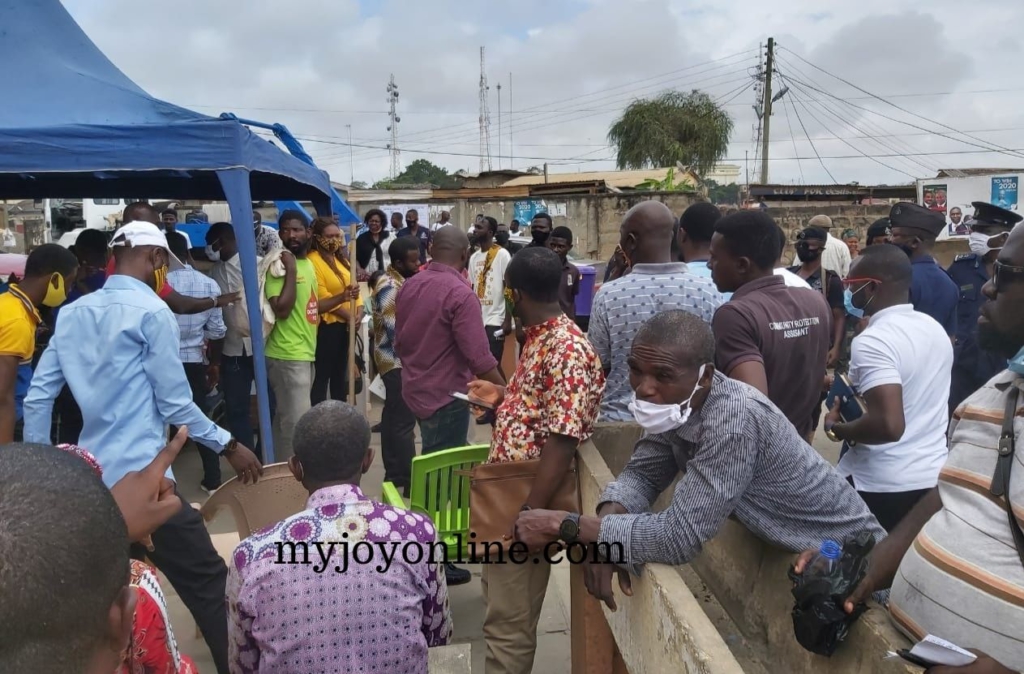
307, 217, 363, 405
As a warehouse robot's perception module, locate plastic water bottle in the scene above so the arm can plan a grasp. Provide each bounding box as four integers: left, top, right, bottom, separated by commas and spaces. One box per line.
805, 539, 842, 578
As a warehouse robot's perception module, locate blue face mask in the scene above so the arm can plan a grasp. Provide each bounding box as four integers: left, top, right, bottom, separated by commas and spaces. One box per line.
844, 288, 864, 319
844, 282, 874, 319
1010, 346, 1024, 375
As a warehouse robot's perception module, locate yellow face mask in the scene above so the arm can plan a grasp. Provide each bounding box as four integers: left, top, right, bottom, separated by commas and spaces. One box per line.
42, 272, 68, 307
154, 265, 169, 294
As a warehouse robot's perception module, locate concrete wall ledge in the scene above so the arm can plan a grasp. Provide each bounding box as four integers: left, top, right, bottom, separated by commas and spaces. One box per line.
585, 423, 917, 673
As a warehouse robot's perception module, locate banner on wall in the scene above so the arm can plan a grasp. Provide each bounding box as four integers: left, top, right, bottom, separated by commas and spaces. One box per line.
513, 199, 567, 223
374, 204, 430, 230
991, 176, 1018, 211
917, 173, 1024, 239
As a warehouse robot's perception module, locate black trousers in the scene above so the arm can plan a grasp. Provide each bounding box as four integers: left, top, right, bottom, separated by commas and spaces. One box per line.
55, 384, 84, 445
847, 476, 930, 533
485, 325, 505, 378
180, 362, 222, 489
381, 368, 416, 490
312, 321, 349, 404
131, 492, 229, 674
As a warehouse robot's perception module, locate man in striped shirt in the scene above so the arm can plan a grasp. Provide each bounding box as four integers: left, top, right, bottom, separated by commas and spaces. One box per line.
796, 224, 1024, 673
515, 310, 883, 608
588, 201, 724, 422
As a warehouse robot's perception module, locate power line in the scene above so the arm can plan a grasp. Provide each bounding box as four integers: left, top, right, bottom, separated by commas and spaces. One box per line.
776, 69, 932, 179
783, 80, 837, 183
341, 51, 760, 161
775, 56, 940, 176
779, 90, 805, 183
344, 64, 758, 163
780, 47, 1024, 161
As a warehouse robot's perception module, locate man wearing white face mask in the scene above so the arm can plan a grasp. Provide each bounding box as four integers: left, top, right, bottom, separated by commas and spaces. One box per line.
514, 310, 883, 610
946, 201, 1021, 414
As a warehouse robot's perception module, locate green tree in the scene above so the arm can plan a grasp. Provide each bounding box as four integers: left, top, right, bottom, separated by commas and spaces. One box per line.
608, 90, 733, 177
705, 179, 742, 205
382, 159, 459, 188
636, 167, 695, 192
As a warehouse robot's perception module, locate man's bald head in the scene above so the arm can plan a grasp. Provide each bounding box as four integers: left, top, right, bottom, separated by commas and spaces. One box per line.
429, 225, 470, 268
122, 202, 160, 226
850, 242, 912, 287
620, 200, 677, 265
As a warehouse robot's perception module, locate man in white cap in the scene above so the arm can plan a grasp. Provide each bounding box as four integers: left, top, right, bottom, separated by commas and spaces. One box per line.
23, 221, 262, 674
809, 214, 851, 278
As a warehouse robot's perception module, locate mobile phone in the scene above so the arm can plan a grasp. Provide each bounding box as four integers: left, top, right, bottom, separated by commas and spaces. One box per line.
896, 650, 938, 669
451, 391, 494, 410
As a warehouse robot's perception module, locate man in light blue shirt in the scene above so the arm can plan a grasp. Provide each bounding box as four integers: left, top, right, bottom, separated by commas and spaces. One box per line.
676, 201, 732, 300
589, 201, 724, 421
23, 221, 260, 674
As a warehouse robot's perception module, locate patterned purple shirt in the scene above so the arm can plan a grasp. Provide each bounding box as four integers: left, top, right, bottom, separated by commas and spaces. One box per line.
227, 484, 452, 674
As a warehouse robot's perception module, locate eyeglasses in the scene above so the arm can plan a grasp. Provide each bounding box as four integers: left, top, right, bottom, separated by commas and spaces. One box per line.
841, 276, 882, 288
992, 260, 1024, 293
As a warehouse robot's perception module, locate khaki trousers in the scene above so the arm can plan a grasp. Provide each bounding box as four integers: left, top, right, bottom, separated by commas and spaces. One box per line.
266, 358, 313, 462
481, 555, 552, 674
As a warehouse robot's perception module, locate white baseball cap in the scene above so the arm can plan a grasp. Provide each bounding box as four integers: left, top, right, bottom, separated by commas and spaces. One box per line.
109, 221, 184, 270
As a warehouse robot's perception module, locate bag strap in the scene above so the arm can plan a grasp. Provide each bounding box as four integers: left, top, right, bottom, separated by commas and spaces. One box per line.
990, 386, 1024, 569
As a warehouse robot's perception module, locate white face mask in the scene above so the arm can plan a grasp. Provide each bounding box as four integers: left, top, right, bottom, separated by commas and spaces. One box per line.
629, 365, 707, 434
968, 231, 1001, 257
205, 244, 221, 262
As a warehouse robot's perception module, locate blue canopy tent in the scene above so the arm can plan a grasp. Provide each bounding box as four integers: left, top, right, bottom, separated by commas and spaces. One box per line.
0, 0, 360, 462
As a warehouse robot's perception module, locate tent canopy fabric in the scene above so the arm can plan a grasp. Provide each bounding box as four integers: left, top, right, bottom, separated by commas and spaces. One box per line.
0, 1, 334, 203
0, 0, 363, 462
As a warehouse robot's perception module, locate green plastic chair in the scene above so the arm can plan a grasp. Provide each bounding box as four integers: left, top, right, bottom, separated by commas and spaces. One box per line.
381, 444, 490, 558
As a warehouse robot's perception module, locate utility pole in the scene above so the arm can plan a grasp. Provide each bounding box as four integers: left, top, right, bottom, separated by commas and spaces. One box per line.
760, 37, 774, 184
493, 82, 497, 169
386, 75, 401, 180
478, 47, 492, 173
346, 124, 354, 184
508, 72, 514, 169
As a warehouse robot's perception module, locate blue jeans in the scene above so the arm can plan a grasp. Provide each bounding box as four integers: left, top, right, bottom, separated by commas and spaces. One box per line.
220, 355, 274, 462
418, 398, 470, 455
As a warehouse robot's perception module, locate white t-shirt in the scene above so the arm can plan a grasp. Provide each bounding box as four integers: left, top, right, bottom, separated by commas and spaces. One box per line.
837, 304, 953, 493
468, 246, 512, 327
774, 267, 812, 289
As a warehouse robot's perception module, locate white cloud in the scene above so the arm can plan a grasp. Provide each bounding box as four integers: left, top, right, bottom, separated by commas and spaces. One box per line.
60, 0, 1024, 186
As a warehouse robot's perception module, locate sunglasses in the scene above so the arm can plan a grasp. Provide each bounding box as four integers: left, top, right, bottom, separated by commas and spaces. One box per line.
992, 260, 1024, 293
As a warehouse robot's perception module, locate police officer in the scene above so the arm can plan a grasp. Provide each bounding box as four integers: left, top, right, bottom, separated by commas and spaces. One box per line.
888, 202, 958, 337
864, 217, 891, 247
946, 201, 1020, 414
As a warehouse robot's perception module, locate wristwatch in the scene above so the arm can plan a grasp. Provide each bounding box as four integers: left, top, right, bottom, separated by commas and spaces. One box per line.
223, 438, 238, 455
520, 504, 532, 512
558, 513, 581, 544
824, 424, 841, 443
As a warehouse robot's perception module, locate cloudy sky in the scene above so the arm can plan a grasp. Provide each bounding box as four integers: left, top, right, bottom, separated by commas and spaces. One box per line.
63, 0, 1024, 187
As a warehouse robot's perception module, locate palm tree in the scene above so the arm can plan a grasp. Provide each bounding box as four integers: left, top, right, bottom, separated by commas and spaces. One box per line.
608, 90, 732, 177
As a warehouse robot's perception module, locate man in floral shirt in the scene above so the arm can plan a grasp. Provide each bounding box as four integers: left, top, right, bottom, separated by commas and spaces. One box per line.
227, 401, 452, 674
467, 247, 605, 674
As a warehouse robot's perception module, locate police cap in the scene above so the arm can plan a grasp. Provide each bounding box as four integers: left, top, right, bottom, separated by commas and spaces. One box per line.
970, 201, 1022, 229
889, 202, 945, 237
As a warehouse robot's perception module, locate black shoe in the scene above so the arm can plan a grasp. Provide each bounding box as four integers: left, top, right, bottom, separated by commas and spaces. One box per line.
445, 563, 471, 586
371, 422, 382, 433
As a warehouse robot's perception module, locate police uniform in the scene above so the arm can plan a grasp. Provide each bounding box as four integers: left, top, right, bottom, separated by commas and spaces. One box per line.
945, 201, 1020, 413
890, 202, 959, 335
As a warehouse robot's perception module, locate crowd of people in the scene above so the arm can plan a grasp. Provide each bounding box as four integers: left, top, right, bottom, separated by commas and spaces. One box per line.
1, 196, 1022, 674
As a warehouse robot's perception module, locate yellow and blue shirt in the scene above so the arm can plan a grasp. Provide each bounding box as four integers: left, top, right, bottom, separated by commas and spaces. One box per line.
0, 284, 41, 420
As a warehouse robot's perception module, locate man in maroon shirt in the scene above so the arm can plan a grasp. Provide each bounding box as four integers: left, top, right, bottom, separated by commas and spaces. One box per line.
709, 210, 832, 440
395, 226, 504, 455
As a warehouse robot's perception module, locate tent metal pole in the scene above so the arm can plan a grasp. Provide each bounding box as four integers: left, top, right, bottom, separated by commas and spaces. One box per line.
347, 221, 358, 406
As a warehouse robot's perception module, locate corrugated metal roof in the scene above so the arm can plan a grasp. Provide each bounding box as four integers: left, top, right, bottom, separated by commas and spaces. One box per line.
502, 167, 693, 188
935, 168, 1024, 178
